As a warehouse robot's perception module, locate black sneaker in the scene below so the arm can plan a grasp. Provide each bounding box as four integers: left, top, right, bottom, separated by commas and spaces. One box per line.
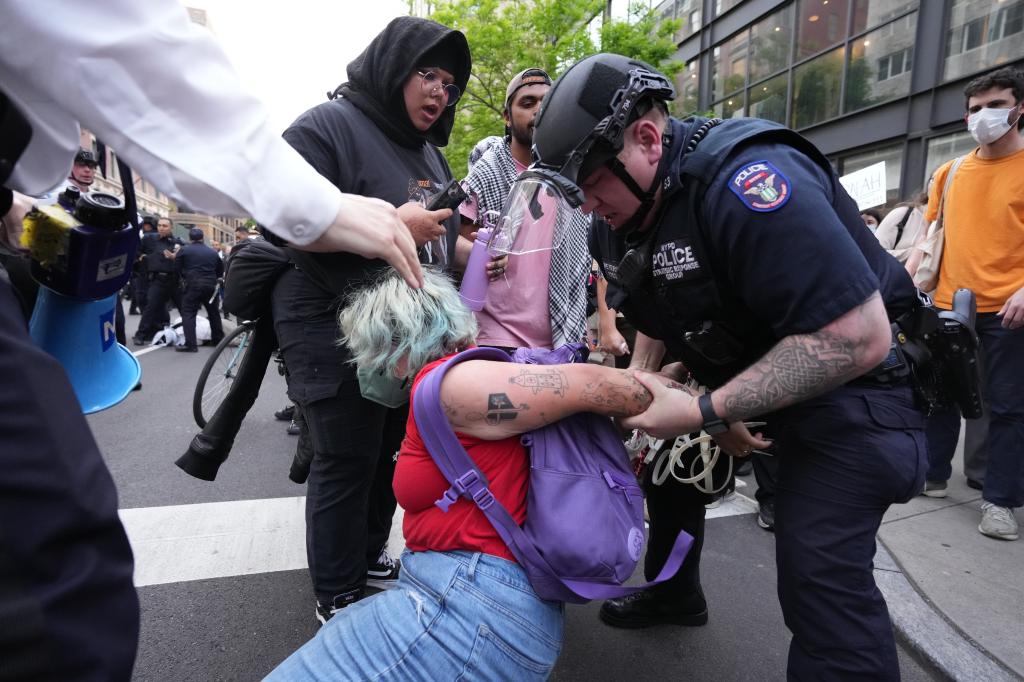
286, 419, 301, 436
315, 588, 363, 627
757, 500, 775, 532
274, 404, 295, 421
599, 587, 708, 628
366, 548, 400, 590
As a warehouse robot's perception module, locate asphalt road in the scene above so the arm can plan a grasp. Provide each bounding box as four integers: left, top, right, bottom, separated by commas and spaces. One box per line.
86, 314, 940, 681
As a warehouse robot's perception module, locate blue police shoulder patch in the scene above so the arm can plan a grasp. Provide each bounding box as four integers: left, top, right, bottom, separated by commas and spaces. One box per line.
727, 160, 791, 212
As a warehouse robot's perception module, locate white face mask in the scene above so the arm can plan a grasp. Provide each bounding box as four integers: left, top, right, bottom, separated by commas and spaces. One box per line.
967, 106, 1021, 145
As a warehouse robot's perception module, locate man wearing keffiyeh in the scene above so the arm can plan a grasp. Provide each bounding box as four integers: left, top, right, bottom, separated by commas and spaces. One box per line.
459, 68, 593, 350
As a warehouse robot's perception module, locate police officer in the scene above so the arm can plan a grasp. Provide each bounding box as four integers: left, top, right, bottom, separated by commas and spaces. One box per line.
531, 54, 924, 680
67, 148, 98, 192
129, 217, 157, 315
133, 216, 184, 345
174, 227, 224, 352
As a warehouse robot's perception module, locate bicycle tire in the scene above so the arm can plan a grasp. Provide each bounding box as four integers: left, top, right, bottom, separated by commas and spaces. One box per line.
192, 322, 254, 428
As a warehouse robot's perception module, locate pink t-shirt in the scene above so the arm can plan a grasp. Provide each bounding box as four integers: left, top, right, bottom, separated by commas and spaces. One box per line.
460, 156, 553, 349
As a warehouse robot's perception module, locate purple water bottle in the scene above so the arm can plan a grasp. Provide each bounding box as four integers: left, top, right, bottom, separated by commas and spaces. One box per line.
459, 226, 493, 311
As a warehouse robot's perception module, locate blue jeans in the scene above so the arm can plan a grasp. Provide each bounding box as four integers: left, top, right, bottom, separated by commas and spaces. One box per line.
265, 550, 564, 681
926, 313, 1024, 508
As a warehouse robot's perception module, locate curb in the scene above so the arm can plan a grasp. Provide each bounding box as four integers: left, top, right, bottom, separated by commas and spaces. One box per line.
874, 539, 1022, 682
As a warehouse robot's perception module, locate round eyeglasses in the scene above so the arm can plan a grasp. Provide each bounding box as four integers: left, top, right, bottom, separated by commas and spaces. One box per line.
416, 70, 461, 107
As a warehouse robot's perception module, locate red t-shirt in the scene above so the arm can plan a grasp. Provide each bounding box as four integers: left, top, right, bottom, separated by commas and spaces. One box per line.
394, 357, 528, 563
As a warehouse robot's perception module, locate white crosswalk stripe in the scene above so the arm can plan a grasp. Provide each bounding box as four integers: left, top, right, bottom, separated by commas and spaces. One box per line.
119, 491, 757, 587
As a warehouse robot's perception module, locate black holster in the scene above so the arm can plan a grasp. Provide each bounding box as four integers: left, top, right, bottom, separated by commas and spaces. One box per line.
896, 288, 983, 418
176, 316, 277, 480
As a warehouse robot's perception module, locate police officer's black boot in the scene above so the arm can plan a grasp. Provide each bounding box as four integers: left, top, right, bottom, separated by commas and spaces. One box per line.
599, 585, 708, 628
600, 455, 714, 628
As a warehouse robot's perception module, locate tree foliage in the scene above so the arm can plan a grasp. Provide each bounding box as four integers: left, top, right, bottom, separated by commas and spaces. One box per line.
425, 0, 682, 174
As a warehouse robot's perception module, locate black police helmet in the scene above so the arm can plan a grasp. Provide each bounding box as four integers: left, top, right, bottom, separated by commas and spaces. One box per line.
532, 53, 675, 185
74, 148, 98, 166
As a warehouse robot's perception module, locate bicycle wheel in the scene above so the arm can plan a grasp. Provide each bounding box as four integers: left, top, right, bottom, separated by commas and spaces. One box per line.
192, 322, 254, 428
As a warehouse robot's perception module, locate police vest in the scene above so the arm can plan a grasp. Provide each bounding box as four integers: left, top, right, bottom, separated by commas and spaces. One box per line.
602, 117, 837, 388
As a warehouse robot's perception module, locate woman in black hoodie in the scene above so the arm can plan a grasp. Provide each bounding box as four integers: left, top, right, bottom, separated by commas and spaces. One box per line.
271, 17, 470, 625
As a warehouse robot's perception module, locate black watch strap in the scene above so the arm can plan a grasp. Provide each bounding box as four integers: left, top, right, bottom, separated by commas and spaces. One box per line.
698, 393, 729, 435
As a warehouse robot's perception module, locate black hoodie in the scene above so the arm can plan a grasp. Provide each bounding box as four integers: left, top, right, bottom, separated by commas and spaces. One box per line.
337, 16, 471, 149
282, 17, 470, 295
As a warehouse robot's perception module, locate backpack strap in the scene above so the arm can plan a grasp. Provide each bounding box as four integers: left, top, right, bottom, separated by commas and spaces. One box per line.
413, 347, 568, 587
412, 347, 694, 601
892, 205, 914, 249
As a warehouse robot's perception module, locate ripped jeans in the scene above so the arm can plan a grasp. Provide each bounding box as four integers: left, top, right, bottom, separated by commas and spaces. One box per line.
264, 550, 564, 681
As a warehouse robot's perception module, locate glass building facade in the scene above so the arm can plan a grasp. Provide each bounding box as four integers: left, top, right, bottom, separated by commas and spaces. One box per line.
654, 0, 1024, 206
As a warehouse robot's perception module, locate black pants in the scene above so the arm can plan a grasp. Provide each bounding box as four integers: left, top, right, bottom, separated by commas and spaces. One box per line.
131, 270, 148, 313
0, 274, 139, 680
272, 266, 403, 603
774, 384, 924, 681
137, 272, 181, 341
180, 276, 223, 349
643, 437, 734, 598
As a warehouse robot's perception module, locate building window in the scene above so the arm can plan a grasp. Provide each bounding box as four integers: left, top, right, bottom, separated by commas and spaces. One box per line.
748, 73, 789, 124
944, 0, 1024, 81
673, 59, 700, 116
877, 47, 912, 81
792, 46, 845, 129
837, 142, 903, 205
750, 5, 794, 82
712, 30, 750, 101
715, 0, 743, 18
851, 0, 917, 34
713, 95, 744, 120
844, 12, 917, 113
655, 0, 701, 40
797, 0, 850, 60
924, 131, 976, 188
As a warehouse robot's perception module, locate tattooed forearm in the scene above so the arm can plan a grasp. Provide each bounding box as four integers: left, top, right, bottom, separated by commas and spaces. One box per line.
719, 330, 860, 422
579, 371, 653, 418
464, 392, 531, 426
509, 368, 569, 395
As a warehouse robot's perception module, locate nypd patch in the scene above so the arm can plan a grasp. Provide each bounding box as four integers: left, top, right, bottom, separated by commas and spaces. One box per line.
728, 160, 791, 212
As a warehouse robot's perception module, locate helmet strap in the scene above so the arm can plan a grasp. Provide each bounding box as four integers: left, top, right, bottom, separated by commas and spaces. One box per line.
605, 133, 672, 233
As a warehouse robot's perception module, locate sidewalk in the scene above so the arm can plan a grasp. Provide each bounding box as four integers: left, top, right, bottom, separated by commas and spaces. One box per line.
875, 430, 1024, 681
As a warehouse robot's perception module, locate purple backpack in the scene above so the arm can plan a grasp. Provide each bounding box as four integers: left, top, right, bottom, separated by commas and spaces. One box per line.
413, 344, 693, 604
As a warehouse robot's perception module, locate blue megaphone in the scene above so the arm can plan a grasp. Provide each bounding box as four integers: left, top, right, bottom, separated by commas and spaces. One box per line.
22, 191, 141, 413
29, 289, 141, 414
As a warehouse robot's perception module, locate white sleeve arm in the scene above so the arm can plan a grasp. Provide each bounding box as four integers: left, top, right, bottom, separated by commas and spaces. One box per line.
0, 0, 341, 245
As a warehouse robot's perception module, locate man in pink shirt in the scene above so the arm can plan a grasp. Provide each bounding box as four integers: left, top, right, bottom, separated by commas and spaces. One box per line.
460, 68, 593, 350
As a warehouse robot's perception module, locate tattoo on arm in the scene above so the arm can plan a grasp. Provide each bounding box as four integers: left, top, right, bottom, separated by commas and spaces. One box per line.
720, 330, 858, 422
509, 368, 568, 395
579, 372, 653, 418
465, 392, 531, 426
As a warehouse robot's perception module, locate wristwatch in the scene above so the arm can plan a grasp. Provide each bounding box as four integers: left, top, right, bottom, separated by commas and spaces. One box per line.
698, 393, 729, 435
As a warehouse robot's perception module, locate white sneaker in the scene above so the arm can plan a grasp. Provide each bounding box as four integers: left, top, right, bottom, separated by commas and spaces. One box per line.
979, 502, 1019, 541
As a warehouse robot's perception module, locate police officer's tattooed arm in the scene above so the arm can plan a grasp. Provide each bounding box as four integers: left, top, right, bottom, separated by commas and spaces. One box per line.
713, 291, 892, 422
622, 292, 891, 439
439, 361, 654, 440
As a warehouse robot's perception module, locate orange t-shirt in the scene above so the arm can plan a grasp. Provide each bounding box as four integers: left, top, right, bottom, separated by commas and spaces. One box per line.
925, 147, 1024, 312
394, 357, 528, 564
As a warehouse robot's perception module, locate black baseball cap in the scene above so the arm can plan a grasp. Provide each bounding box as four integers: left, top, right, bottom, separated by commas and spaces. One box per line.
74, 149, 98, 167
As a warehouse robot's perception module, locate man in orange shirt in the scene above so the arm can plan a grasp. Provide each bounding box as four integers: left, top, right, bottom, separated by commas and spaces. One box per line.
921, 66, 1024, 541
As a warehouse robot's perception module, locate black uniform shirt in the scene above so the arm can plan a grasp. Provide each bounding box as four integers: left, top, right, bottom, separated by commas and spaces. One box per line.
138, 233, 183, 274
175, 242, 224, 280
592, 122, 917, 386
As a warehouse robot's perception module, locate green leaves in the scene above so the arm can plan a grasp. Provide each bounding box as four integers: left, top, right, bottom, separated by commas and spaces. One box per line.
425, 0, 683, 174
